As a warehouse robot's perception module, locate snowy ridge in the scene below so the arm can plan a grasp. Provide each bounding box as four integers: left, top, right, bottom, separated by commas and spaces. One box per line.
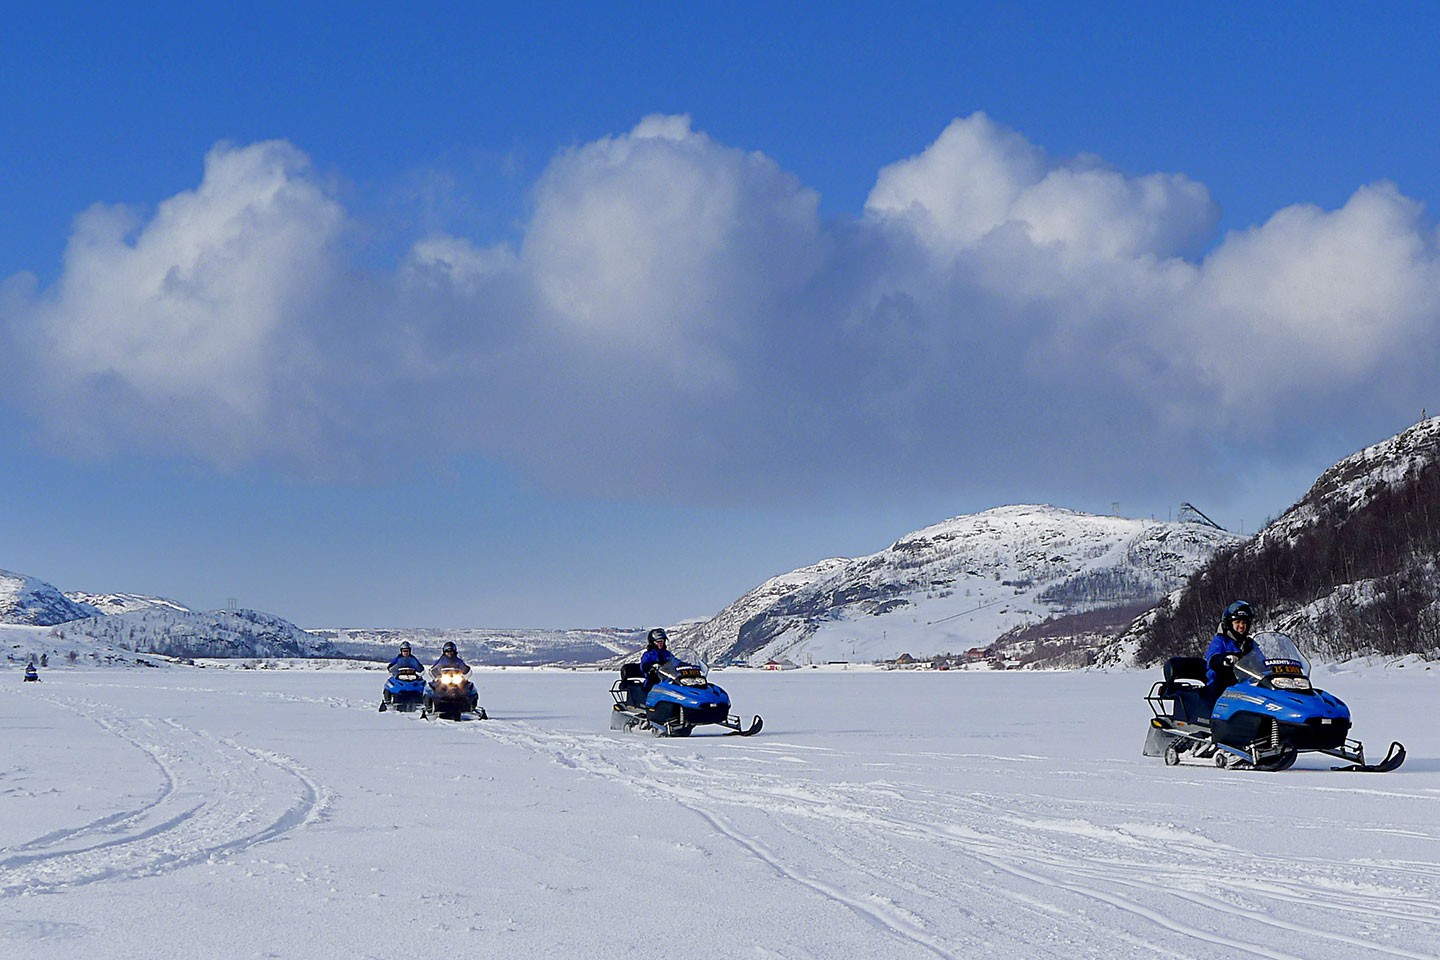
50, 608, 335, 660
1113, 415, 1440, 666
3, 567, 332, 663
64, 591, 192, 616
1258, 415, 1440, 548
309, 626, 640, 666
3, 622, 180, 672
683, 505, 1237, 665
674, 557, 850, 661
0, 569, 100, 626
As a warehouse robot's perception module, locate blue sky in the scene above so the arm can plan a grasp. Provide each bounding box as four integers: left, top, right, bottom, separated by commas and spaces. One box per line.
3, 2, 1439, 627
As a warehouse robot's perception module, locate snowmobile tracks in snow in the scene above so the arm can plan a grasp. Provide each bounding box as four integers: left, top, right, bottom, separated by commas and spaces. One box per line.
466, 720, 1440, 960
0, 694, 330, 896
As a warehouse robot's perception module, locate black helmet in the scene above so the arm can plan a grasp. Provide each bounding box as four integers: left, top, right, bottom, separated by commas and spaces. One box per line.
443, 641, 457, 655
399, 642, 411, 652
647, 628, 668, 645
1223, 600, 1254, 628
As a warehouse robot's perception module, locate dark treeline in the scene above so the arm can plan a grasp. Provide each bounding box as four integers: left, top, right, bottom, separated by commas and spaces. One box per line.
1136, 460, 1440, 664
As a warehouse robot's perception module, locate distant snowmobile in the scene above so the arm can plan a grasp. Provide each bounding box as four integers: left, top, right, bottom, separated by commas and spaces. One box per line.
420, 667, 486, 721
378, 666, 425, 712
23, 663, 40, 682
1144, 631, 1405, 772
610, 653, 762, 737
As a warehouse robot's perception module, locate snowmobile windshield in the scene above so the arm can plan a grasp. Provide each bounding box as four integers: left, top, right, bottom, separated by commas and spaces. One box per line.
655, 653, 709, 686
1234, 631, 1311, 685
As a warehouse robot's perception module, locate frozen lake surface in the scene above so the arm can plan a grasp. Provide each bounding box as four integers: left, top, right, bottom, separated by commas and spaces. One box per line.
3, 663, 1438, 959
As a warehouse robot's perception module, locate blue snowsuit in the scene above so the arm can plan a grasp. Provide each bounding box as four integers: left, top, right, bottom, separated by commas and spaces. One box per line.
640, 647, 675, 675
387, 654, 423, 675
430, 653, 470, 679
1204, 632, 1254, 692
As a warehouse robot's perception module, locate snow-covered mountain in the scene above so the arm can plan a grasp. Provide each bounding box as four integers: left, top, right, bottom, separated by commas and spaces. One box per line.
1257, 414, 1440, 549
3, 566, 333, 662
310, 626, 642, 666
1119, 415, 1440, 665
3, 619, 200, 671
1, 569, 101, 625
51, 608, 337, 660
677, 505, 1238, 666
6, 558, 645, 666
672, 558, 851, 660
65, 591, 192, 616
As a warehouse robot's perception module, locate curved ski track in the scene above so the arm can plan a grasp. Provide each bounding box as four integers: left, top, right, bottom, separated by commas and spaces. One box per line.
0, 693, 330, 896
472, 720, 1440, 960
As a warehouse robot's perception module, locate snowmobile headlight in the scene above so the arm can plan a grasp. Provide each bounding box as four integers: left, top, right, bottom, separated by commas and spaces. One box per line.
1271, 676, 1311, 692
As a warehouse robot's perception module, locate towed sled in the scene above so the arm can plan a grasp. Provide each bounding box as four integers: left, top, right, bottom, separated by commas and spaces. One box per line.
420, 667, 487, 721
378, 667, 425, 712
1144, 631, 1405, 772
610, 655, 762, 737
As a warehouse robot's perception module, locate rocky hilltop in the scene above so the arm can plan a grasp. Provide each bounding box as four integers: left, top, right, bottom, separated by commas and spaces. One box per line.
1, 569, 100, 625
65, 591, 193, 616
50, 608, 337, 660
3, 567, 332, 663
677, 505, 1238, 666
1119, 416, 1440, 665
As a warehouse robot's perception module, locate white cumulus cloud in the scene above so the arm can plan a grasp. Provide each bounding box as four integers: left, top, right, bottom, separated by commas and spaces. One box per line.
4, 114, 1440, 511
2, 141, 345, 465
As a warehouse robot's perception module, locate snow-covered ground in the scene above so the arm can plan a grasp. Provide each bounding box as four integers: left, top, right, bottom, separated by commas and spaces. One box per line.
3, 662, 1438, 959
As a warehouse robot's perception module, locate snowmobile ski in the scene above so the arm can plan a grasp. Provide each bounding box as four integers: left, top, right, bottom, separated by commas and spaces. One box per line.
1332, 740, 1406, 773
726, 715, 764, 736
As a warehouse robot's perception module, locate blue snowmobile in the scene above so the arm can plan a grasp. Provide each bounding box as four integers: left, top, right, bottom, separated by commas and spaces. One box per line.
420, 667, 486, 721
1144, 631, 1405, 772
610, 653, 762, 737
378, 666, 425, 712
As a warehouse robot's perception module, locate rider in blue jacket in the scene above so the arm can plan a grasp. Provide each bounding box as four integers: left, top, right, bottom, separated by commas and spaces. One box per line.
387, 642, 422, 675
1204, 600, 1257, 695
639, 628, 675, 678
431, 641, 470, 678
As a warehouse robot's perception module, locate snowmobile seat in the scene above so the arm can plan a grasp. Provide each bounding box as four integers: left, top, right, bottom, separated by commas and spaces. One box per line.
1163, 657, 1207, 688
618, 662, 647, 706
1163, 657, 1212, 723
